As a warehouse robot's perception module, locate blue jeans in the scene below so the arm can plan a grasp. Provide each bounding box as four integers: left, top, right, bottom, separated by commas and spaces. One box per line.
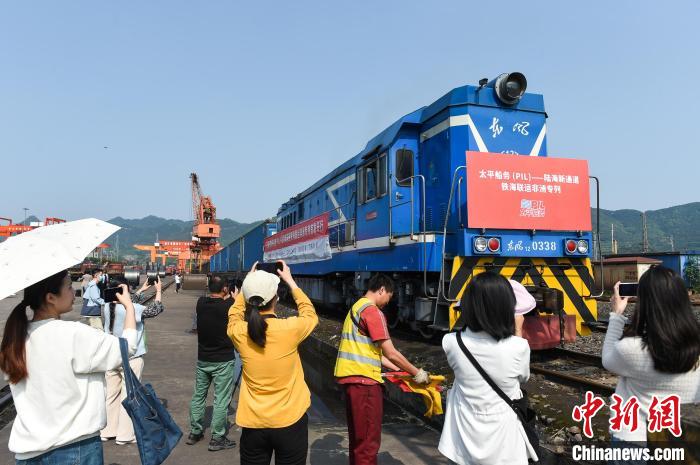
16, 435, 103, 465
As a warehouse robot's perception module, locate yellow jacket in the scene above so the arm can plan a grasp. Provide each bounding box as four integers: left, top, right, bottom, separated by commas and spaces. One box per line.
227, 288, 318, 428
334, 297, 383, 383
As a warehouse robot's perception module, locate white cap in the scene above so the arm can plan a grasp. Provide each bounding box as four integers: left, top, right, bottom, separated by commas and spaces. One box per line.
510, 280, 536, 315
242, 270, 280, 306
452, 279, 536, 315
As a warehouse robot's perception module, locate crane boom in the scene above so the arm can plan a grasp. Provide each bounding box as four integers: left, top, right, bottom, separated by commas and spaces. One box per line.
188, 172, 221, 272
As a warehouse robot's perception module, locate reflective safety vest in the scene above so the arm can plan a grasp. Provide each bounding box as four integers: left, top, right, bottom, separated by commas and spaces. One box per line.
334, 297, 383, 383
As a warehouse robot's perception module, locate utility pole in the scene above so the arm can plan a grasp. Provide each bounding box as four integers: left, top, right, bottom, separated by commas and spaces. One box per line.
22, 207, 29, 225
116, 234, 120, 261
592, 232, 598, 258
641, 211, 649, 253
611, 223, 615, 255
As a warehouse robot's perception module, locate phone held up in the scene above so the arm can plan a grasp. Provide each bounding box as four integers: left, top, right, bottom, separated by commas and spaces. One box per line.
103, 286, 124, 303
618, 282, 639, 297
147, 276, 158, 286
256, 262, 283, 274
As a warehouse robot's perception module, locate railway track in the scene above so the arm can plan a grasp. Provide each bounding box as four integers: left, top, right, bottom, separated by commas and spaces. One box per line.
0, 276, 175, 425
531, 347, 615, 396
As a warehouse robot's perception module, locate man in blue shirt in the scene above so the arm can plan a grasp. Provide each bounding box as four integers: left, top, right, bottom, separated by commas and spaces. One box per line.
81, 269, 105, 329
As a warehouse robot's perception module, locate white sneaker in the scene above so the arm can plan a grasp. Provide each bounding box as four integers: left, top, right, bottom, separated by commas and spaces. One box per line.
116, 439, 136, 445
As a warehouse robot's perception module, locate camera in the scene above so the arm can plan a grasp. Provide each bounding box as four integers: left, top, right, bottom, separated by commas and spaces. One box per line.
103, 286, 124, 303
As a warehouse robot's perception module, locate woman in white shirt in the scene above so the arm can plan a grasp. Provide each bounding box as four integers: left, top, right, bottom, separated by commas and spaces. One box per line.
603, 267, 700, 463
101, 276, 164, 445
0, 269, 137, 464
439, 271, 538, 465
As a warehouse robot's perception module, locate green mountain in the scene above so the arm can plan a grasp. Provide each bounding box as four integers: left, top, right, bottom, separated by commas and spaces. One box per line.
592, 203, 700, 254
104, 216, 258, 261
12, 202, 700, 261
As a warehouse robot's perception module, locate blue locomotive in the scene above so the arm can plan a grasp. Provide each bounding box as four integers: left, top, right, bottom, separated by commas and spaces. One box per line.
211, 73, 599, 345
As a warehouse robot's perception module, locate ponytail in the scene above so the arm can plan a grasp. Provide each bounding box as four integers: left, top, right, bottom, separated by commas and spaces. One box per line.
0, 302, 30, 383
0, 270, 68, 384
244, 296, 275, 348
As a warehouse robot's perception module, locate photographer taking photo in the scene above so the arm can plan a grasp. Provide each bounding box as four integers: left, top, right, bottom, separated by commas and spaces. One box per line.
81, 269, 106, 329
100, 276, 165, 445
0, 270, 138, 463
186, 276, 240, 452
227, 260, 318, 465
603, 266, 700, 457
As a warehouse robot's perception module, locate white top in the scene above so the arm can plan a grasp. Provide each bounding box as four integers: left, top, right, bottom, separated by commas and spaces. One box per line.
175, 275, 181, 284
7, 319, 137, 460
439, 328, 537, 465
602, 313, 700, 442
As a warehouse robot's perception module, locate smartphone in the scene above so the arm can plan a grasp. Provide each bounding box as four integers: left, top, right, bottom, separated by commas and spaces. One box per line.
103, 286, 124, 302
147, 276, 158, 286
256, 262, 283, 274
618, 282, 638, 297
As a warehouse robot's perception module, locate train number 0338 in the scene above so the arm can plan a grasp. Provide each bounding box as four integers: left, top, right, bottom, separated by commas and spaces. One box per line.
531, 241, 557, 251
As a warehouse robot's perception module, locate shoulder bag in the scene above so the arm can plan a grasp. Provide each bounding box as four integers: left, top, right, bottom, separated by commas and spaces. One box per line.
119, 338, 182, 465
455, 331, 540, 460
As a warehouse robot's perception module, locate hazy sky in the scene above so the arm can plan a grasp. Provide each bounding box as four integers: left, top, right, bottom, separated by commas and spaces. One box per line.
1, 1, 698, 223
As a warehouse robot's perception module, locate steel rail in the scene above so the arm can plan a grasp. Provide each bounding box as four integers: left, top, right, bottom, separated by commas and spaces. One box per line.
530, 365, 615, 396
541, 347, 604, 368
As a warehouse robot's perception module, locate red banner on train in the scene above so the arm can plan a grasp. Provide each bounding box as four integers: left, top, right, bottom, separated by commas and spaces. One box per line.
466, 151, 591, 231
263, 212, 332, 264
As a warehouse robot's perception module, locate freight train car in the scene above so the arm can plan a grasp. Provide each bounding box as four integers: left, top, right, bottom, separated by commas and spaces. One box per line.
211, 73, 601, 347
209, 220, 277, 275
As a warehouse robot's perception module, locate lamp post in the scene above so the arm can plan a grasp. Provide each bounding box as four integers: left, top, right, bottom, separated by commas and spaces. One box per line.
22, 208, 29, 225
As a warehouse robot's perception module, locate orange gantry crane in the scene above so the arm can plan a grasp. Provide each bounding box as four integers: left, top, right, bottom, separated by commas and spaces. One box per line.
0, 217, 66, 238
189, 173, 221, 272
133, 244, 168, 266
133, 240, 192, 270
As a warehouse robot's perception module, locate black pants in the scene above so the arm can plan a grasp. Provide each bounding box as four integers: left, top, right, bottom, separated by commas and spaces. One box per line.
240, 414, 308, 465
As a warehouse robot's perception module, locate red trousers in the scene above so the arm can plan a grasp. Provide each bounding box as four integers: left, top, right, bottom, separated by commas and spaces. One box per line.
344, 383, 383, 465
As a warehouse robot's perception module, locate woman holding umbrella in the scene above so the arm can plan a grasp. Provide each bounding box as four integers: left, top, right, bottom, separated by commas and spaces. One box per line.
0, 219, 138, 464
0, 270, 138, 464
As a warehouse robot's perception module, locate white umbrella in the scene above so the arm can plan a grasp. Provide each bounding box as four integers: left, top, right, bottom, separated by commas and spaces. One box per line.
0, 218, 120, 301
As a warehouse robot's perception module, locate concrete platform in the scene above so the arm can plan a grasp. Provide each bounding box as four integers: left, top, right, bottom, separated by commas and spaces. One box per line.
0, 285, 448, 464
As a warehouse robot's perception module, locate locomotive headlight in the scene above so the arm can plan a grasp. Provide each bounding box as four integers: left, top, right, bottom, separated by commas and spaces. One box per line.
489, 72, 527, 105
474, 236, 488, 253
577, 240, 589, 254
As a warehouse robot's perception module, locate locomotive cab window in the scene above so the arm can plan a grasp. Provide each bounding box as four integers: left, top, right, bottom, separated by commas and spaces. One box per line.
396, 149, 414, 186
359, 154, 387, 203
366, 164, 377, 200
